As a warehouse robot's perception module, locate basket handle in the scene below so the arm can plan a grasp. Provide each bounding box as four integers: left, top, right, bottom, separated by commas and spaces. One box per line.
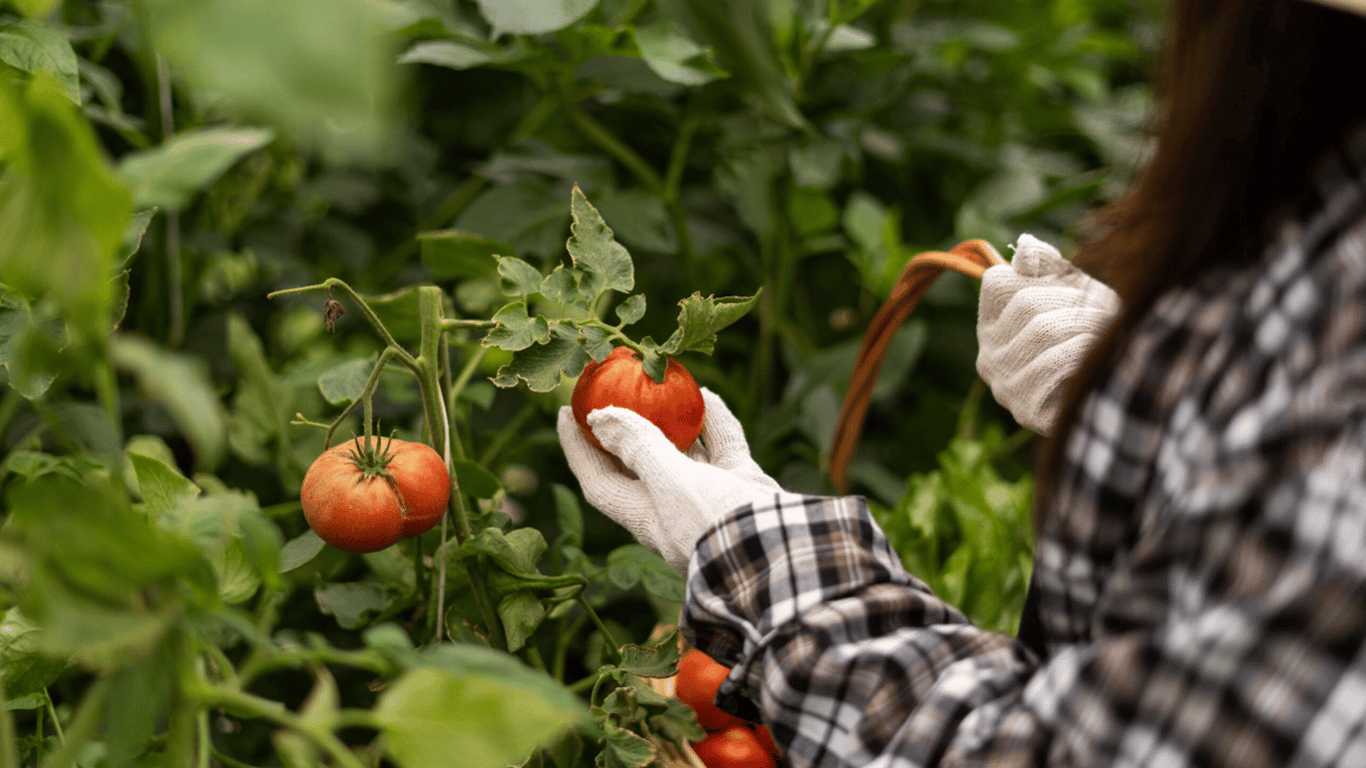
827, 239, 1003, 494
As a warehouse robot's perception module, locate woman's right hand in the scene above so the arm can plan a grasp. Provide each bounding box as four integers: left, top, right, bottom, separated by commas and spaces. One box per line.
976, 233, 1120, 435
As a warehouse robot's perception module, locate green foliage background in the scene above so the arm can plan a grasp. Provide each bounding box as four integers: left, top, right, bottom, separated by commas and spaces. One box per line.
0, 0, 1161, 765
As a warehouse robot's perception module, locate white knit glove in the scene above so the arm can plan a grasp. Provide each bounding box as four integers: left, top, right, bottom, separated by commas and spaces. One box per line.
557, 388, 792, 575
977, 233, 1120, 436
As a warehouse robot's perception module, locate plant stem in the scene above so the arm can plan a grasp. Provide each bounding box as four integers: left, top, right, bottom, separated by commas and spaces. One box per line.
0, 679, 17, 768
563, 101, 665, 197
165, 632, 199, 768
576, 595, 622, 664
42, 690, 64, 745
38, 675, 112, 768
321, 348, 398, 449
267, 279, 420, 373
190, 686, 365, 768
211, 748, 269, 768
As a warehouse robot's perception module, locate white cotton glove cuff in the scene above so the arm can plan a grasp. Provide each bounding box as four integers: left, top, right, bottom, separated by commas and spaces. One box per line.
558, 389, 788, 575
977, 234, 1120, 436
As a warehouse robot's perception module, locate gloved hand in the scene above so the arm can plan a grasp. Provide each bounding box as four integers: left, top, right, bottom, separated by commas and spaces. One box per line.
977, 233, 1120, 436
557, 388, 792, 575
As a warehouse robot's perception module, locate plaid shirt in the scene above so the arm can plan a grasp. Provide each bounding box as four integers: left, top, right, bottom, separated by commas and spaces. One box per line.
680, 125, 1366, 767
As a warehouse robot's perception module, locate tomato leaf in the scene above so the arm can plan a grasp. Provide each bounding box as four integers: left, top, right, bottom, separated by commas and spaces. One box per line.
0, 19, 81, 104
490, 321, 591, 392
597, 720, 655, 768
567, 184, 634, 301
279, 530, 326, 572
117, 126, 275, 210
539, 265, 582, 304
110, 334, 228, 471
375, 667, 581, 768
614, 294, 647, 327
498, 256, 547, 300
317, 356, 374, 405
315, 582, 390, 629
128, 451, 200, 515
606, 544, 684, 602
418, 230, 507, 281
661, 290, 763, 356
452, 458, 502, 499
498, 589, 546, 652
484, 302, 551, 352
1, 73, 130, 347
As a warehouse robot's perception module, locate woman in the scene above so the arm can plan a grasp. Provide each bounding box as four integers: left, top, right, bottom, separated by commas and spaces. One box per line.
559, 0, 1366, 765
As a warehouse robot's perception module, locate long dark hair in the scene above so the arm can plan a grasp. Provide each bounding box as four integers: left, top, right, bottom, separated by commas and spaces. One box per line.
1039, 0, 1366, 517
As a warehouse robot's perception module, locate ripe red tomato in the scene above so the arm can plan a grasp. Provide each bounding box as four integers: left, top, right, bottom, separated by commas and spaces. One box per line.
692, 726, 775, 768
753, 725, 779, 758
676, 649, 742, 732
571, 347, 705, 454
300, 436, 450, 553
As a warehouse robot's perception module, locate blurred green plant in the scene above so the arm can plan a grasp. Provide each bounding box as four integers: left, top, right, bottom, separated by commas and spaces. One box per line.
0, 0, 1161, 763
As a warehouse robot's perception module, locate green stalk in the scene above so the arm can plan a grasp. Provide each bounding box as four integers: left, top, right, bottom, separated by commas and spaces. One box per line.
415, 288, 506, 651
189, 687, 365, 768
576, 595, 622, 665
322, 348, 397, 449
39, 675, 112, 768
165, 632, 199, 768
0, 679, 17, 768
267, 279, 420, 373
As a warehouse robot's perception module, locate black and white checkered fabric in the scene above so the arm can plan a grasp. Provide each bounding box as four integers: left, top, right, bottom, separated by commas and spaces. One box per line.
681, 124, 1366, 767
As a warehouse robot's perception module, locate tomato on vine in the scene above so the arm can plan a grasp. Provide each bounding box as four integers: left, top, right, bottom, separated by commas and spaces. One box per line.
571, 346, 705, 454
676, 649, 742, 732
692, 725, 776, 768
300, 436, 450, 553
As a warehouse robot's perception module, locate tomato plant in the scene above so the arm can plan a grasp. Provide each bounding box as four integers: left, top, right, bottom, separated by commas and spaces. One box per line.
677, 648, 743, 731
692, 725, 778, 768
300, 435, 450, 552
572, 346, 706, 453
0, 0, 1156, 763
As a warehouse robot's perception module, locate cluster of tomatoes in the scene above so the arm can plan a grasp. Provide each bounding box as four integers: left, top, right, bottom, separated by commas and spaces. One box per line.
676, 649, 780, 768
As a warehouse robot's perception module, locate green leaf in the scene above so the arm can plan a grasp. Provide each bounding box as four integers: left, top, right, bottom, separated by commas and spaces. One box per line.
484, 302, 551, 352
633, 21, 726, 87
606, 545, 684, 602
475, 0, 600, 36
8, 0, 59, 18
141, 0, 400, 160
614, 295, 646, 327
128, 451, 199, 515
0, 20, 81, 104
497, 256, 547, 300
4, 472, 214, 669
119, 209, 157, 268
567, 185, 634, 300
0, 288, 63, 399
662, 290, 763, 356
539, 265, 581, 304
457, 527, 548, 576
110, 333, 228, 471
453, 458, 502, 500
0, 73, 131, 345
117, 127, 275, 210
315, 582, 390, 629
279, 530, 326, 572
375, 667, 581, 768
597, 720, 655, 768
490, 321, 591, 392
398, 39, 497, 70
617, 630, 681, 678
105, 637, 174, 768
580, 326, 613, 363
498, 589, 546, 652
0, 608, 68, 703
317, 356, 375, 405
551, 483, 584, 548
418, 230, 507, 281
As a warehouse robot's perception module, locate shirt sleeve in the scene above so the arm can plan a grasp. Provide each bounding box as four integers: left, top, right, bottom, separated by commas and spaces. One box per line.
680, 476, 1366, 768
680, 493, 1048, 768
